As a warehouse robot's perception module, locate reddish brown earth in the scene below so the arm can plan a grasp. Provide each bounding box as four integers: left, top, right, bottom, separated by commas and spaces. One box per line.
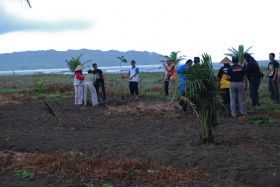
0, 98, 280, 187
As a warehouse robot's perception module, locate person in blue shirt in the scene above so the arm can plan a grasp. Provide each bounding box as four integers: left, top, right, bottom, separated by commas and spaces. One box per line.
177, 59, 192, 112
177, 59, 193, 96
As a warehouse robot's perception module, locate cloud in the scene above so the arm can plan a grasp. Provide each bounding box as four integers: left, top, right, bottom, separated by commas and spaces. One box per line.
0, 4, 92, 34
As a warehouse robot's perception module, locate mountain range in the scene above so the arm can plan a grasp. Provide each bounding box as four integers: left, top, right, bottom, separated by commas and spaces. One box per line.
0, 49, 270, 71
0, 49, 166, 71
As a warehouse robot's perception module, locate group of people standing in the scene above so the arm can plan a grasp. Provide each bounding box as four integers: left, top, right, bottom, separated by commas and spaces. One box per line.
73, 53, 279, 113
217, 53, 279, 118
162, 52, 279, 118
73, 60, 140, 106
73, 63, 106, 106
162, 56, 200, 100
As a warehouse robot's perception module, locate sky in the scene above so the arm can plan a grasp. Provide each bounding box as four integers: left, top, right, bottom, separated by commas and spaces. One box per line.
0, 0, 280, 62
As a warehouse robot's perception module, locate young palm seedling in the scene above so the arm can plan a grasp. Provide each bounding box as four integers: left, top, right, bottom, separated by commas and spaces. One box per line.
184, 53, 221, 144
117, 56, 128, 100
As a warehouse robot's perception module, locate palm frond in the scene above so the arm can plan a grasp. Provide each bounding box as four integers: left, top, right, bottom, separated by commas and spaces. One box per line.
116, 56, 128, 63
225, 45, 253, 64
43, 98, 63, 127
164, 51, 186, 65
25, 0, 31, 8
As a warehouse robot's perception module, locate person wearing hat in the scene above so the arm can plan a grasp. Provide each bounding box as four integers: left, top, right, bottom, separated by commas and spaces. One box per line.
163, 58, 177, 101
73, 65, 84, 105
217, 57, 232, 115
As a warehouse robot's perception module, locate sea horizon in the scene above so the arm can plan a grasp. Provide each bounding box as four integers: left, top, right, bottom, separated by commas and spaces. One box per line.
0, 63, 225, 76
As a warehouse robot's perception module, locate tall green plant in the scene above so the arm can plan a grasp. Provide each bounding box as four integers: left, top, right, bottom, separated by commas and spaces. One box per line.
185, 53, 221, 143
164, 51, 186, 65
65, 54, 91, 72
43, 98, 63, 127
225, 45, 253, 64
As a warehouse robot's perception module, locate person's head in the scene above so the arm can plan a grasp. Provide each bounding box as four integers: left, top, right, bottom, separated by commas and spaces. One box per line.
194, 57, 200, 65
92, 63, 97, 70
167, 58, 174, 65
131, 60, 136, 67
186, 59, 193, 66
269, 53, 275, 61
243, 53, 256, 64
232, 56, 238, 64
88, 69, 93, 74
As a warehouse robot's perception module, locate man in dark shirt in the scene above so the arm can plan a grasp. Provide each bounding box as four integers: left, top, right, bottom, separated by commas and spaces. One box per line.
92, 63, 106, 102
228, 56, 247, 117
267, 53, 279, 103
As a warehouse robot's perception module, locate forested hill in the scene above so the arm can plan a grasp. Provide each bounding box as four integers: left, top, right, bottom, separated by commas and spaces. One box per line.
0, 49, 166, 71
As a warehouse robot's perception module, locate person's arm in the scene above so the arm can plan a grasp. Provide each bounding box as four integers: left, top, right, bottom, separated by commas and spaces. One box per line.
122, 70, 130, 79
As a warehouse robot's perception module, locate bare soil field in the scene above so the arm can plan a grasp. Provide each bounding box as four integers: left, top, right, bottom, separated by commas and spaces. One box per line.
0, 98, 280, 186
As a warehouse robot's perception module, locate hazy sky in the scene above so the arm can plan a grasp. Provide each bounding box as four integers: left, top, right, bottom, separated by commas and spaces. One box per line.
0, 0, 279, 61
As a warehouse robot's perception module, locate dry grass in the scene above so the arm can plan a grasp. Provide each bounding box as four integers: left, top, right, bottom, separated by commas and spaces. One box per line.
106, 100, 184, 117
0, 151, 206, 186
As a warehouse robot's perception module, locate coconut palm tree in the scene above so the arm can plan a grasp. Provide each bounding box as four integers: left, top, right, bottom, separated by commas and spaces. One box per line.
225, 45, 253, 65
24, 0, 31, 7
65, 54, 91, 72
185, 53, 221, 144
10, 0, 31, 8
164, 51, 186, 65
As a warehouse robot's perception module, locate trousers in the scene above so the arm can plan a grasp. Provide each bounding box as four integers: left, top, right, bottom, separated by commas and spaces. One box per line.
230, 82, 246, 117
84, 82, 98, 106
74, 85, 84, 105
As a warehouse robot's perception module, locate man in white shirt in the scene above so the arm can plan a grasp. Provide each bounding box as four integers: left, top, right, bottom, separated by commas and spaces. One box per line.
128, 60, 140, 99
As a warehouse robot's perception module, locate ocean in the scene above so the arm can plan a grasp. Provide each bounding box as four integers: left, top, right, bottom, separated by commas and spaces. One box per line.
0, 64, 223, 76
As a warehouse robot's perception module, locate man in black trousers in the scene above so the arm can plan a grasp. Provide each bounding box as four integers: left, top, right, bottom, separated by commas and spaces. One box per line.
92, 63, 106, 102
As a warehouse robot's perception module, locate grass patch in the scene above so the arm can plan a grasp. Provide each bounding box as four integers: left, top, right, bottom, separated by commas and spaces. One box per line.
248, 116, 278, 125
258, 102, 280, 112
0, 88, 31, 94
16, 169, 35, 180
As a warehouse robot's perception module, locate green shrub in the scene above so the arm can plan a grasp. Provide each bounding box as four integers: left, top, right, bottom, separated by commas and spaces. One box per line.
34, 80, 44, 93
248, 116, 278, 125
16, 170, 34, 180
